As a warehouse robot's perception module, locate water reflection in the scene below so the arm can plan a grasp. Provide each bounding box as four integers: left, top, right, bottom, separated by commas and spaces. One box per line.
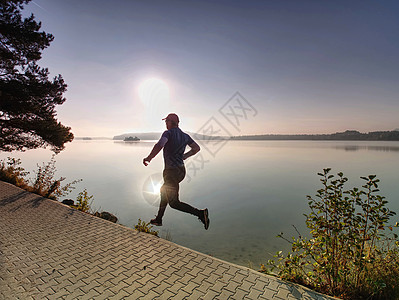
113, 140, 157, 147
335, 145, 399, 152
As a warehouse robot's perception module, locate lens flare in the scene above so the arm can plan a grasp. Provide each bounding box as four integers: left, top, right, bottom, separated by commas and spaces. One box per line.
142, 173, 163, 207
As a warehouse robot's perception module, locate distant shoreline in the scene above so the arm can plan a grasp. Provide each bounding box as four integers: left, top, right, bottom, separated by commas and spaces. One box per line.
76, 130, 399, 142
112, 129, 399, 141
230, 130, 399, 141
74, 137, 113, 140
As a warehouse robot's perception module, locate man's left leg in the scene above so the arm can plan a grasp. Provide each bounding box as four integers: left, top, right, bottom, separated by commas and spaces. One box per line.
168, 166, 210, 229
151, 166, 209, 229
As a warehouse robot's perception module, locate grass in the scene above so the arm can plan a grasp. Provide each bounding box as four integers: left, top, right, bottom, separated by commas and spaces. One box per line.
134, 219, 159, 237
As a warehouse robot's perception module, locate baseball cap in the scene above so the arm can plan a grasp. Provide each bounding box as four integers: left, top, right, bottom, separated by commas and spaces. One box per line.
162, 113, 179, 123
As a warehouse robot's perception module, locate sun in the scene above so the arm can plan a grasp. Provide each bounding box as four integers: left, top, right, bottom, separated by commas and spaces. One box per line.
138, 78, 171, 125
138, 78, 170, 106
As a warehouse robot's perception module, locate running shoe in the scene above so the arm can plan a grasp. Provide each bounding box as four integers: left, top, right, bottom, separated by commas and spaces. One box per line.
150, 218, 162, 226
199, 208, 210, 230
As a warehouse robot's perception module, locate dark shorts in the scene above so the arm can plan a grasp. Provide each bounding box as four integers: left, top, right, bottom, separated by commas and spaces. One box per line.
156, 165, 199, 218
162, 165, 186, 191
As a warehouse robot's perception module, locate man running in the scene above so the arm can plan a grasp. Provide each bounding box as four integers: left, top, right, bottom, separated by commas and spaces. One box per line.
143, 113, 209, 230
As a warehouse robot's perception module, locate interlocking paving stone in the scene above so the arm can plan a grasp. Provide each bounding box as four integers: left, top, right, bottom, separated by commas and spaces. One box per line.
0, 181, 337, 299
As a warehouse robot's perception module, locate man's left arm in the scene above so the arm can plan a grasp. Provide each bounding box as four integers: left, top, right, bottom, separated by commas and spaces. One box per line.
183, 141, 200, 160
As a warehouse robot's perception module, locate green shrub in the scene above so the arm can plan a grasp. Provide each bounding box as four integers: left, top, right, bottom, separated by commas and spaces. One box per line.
31, 155, 81, 200
75, 189, 93, 213
0, 156, 81, 200
0, 157, 30, 188
134, 219, 159, 237
264, 169, 399, 299
1, 156, 119, 223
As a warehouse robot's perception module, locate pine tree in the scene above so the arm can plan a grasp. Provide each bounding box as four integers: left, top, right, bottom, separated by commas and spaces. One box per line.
0, 0, 73, 152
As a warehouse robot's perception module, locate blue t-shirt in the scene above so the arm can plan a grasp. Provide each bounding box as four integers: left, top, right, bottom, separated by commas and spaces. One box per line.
161, 128, 194, 168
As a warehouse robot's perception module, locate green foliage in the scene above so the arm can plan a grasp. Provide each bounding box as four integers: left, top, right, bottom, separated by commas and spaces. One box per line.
75, 189, 93, 213
0, 156, 81, 200
134, 219, 159, 237
264, 169, 399, 299
0, 0, 73, 153
0, 157, 29, 188
0, 156, 117, 222
31, 155, 81, 200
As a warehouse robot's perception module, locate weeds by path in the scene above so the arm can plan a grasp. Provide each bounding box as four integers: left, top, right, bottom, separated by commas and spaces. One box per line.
263, 169, 399, 299
0, 156, 81, 200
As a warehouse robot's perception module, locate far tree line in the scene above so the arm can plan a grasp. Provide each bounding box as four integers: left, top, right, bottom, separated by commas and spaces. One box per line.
230, 130, 399, 141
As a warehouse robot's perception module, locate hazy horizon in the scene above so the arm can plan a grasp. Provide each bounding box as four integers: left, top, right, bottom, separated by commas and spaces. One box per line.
75, 127, 399, 140
23, 1, 399, 137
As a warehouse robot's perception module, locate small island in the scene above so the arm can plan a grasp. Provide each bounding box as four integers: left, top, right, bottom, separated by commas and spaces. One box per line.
124, 136, 140, 142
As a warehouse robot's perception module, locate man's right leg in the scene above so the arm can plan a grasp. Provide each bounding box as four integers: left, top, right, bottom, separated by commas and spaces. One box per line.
151, 167, 210, 229
150, 182, 173, 226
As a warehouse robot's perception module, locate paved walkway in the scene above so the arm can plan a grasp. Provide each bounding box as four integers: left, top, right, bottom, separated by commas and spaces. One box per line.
0, 181, 335, 299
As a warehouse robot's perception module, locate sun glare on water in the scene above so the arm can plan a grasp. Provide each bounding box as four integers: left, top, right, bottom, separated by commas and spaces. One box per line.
151, 182, 162, 195
142, 173, 164, 206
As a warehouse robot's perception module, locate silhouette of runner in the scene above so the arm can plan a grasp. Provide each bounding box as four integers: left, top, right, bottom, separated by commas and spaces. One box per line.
143, 113, 209, 230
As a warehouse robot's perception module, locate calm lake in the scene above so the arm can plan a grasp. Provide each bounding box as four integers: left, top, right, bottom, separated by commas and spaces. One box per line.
1, 139, 399, 269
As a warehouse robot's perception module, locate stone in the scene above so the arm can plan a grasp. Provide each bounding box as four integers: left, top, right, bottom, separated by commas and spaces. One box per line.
61, 199, 74, 206
94, 211, 118, 223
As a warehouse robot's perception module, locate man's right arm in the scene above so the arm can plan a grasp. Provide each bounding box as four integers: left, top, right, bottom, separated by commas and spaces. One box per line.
143, 136, 168, 166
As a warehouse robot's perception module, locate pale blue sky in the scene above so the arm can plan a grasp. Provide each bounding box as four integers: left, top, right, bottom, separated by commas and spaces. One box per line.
25, 0, 399, 136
